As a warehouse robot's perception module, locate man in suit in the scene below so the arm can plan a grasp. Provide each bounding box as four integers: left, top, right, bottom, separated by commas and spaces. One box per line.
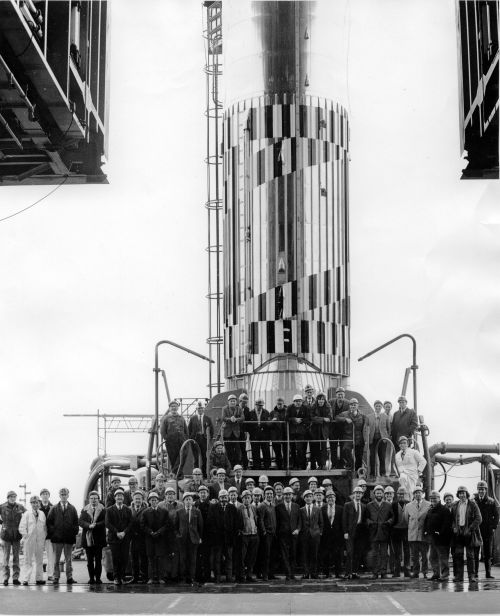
337, 399, 366, 472
391, 486, 410, 577
221, 394, 245, 467
404, 484, 431, 579
423, 490, 453, 581
256, 485, 277, 580
209, 468, 230, 500
342, 486, 366, 579
270, 397, 287, 470
105, 488, 133, 585
287, 395, 310, 469
46, 488, 79, 585
320, 490, 344, 578
128, 490, 148, 583
451, 485, 482, 583
364, 401, 391, 477
391, 396, 418, 451
299, 490, 323, 579
78, 490, 107, 584
275, 487, 301, 580
188, 402, 214, 477
246, 399, 271, 470
228, 464, 245, 496
194, 485, 211, 583
176, 492, 203, 584
207, 489, 240, 582
238, 490, 260, 582
366, 485, 394, 578
474, 480, 499, 579
328, 387, 351, 468
140, 492, 172, 584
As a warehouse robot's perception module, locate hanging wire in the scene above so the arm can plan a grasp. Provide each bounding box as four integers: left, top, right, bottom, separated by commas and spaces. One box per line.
0, 175, 68, 224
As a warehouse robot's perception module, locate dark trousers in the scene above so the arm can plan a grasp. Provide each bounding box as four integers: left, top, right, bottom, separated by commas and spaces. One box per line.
409, 541, 429, 575
392, 529, 410, 575
130, 536, 148, 580
212, 542, 233, 580
429, 538, 449, 578
454, 534, 475, 580
178, 537, 198, 581
194, 435, 208, 476
233, 535, 243, 579
309, 439, 326, 470
166, 435, 184, 475
241, 534, 259, 578
290, 438, 306, 469
272, 440, 285, 469
196, 541, 211, 582
224, 435, 241, 467
240, 436, 249, 469
342, 443, 364, 471
110, 539, 131, 581
369, 437, 386, 475
85, 546, 103, 581
300, 534, 320, 576
371, 540, 388, 575
278, 534, 297, 576
147, 555, 165, 580
474, 533, 494, 576
251, 440, 270, 469
258, 533, 274, 577
345, 530, 364, 575
320, 539, 342, 576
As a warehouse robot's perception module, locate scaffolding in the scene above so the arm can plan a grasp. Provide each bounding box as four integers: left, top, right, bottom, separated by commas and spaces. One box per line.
203, 1, 224, 397
64, 400, 205, 457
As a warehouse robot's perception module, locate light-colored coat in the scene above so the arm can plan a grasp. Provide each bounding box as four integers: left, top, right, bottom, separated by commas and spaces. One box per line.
404, 499, 431, 542
19, 509, 47, 547
19, 509, 47, 583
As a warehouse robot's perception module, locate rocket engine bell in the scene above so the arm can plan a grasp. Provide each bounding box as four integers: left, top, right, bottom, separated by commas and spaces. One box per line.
223, 0, 350, 408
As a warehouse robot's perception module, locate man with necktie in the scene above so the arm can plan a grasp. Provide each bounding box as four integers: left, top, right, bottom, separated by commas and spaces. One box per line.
46, 488, 79, 585
207, 489, 240, 582
188, 402, 214, 477
78, 491, 106, 584
176, 492, 203, 585
246, 399, 271, 470
366, 485, 394, 579
141, 491, 172, 584
275, 487, 301, 580
364, 401, 391, 477
299, 489, 323, 579
105, 488, 133, 585
320, 490, 344, 578
128, 490, 148, 583
238, 490, 259, 582
342, 486, 366, 579
228, 464, 245, 496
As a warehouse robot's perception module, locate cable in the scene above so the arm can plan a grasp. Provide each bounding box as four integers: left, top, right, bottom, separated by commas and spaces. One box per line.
0, 175, 68, 224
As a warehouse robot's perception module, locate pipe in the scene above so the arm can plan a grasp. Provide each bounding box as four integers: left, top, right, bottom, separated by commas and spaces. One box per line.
434, 454, 486, 465
429, 442, 500, 459
83, 458, 134, 501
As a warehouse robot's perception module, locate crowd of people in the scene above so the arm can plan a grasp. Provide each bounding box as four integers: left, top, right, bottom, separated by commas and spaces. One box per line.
160, 387, 420, 479
0, 475, 498, 587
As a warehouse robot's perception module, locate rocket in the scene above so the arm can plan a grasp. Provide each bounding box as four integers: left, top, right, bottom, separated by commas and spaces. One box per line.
222, 0, 351, 409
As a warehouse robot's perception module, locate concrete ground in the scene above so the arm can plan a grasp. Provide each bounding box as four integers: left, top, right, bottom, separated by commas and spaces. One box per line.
1, 560, 500, 615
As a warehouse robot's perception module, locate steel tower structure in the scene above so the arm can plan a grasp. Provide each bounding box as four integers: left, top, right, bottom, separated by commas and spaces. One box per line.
203, 1, 224, 396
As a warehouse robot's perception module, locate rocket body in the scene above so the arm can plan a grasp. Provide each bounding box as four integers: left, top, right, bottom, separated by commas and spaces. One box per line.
223, 1, 350, 407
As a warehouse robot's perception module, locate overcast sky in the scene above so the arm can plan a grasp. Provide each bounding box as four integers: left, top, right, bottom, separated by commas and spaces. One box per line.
0, 0, 498, 507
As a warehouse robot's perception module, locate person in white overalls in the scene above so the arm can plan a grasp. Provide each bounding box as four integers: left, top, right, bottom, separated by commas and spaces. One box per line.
19, 496, 47, 585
